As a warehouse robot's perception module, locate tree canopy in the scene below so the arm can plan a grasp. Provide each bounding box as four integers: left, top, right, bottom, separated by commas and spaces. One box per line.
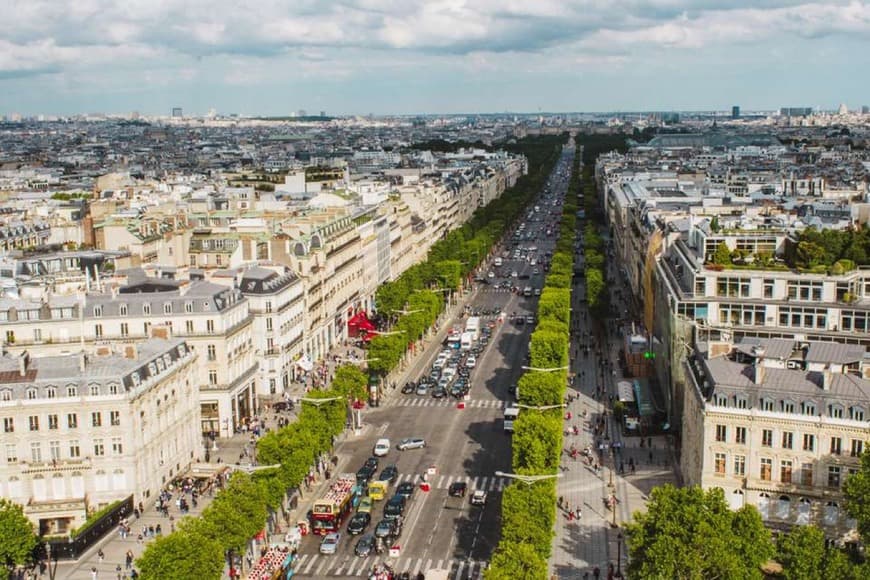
0, 498, 37, 578
136, 530, 224, 580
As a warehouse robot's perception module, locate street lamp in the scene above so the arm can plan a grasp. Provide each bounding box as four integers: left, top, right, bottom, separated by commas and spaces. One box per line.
225, 463, 282, 474
617, 532, 624, 578
299, 396, 343, 407
366, 329, 406, 337
394, 309, 423, 315
517, 403, 566, 411
521, 366, 570, 373
494, 471, 563, 485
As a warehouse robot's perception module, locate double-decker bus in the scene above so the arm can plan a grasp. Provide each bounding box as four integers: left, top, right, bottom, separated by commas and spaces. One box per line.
311, 475, 360, 535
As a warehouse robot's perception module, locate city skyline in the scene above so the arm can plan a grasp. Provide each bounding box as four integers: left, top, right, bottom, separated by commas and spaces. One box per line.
1, 1, 870, 116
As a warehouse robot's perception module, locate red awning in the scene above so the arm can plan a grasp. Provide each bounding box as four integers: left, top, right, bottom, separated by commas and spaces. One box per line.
348, 311, 375, 337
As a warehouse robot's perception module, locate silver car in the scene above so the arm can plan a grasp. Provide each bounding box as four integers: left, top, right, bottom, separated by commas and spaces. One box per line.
397, 437, 426, 451
319, 532, 340, 555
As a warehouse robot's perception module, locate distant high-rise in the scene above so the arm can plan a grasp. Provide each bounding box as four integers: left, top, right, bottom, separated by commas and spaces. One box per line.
171, 107, 183, 118
780, 107, 813, 117
298, 109, 307, 118
731, 106, 740, 119
837, 103, 849, 116
862, 105, 869, 115
320, 111, 326, 118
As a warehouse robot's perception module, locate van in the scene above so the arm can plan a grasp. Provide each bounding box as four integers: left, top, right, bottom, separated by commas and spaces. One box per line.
373, 438, 391, 457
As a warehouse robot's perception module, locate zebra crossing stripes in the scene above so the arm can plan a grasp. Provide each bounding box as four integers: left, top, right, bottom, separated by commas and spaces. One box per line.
389, 398, 506, 409
291, 554, 488, 578
391, 472, 508, 493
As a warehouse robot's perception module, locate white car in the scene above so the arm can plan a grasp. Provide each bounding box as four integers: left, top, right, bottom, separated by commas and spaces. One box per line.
397, 437, 426, 451
373, 438, 391, 457
465, 356, 477, 368
320, 532, 341, 554
470, 490, 487, 506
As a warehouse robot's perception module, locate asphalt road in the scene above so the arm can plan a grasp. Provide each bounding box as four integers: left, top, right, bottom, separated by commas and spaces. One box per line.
291, 149, 574, 579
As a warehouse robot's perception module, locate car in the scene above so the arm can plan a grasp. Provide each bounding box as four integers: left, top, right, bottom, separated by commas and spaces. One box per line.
375, 518, 402, 539
373, 439, 390, 457
384, 495, 406, 520
347, 512, 371, 535
401, 382, 416, 394
525, 315, 535, 324
534, 288, 541, 296
532, 268, 540, 275
437, 377, 450, 390
397, 437, 426, 451
396, 481, 415, 499
379, 464, 399, 483
415, 382, 430, 396
450, 383, 469, 398
365, 457, 380, 470
320, 532, 341, 555
511, 271, 519, 278
356, 466, 375, 486
431, 386, 447, 398
487, 271, 495, 279
470, 490, 487, 506
357, 496, 374, 514
448, 481, 468, 497
465, 356, 476, 368
354, 533, 376, 557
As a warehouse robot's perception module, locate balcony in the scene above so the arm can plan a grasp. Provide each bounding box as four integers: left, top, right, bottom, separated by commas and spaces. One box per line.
20, 458, 94, 474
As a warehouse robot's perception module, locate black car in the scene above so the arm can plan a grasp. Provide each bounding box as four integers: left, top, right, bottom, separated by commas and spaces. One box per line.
396, 481, 415, 499
354, 533, 376, 557
379, 465, 399, 483
431, 386, 447, 399
384, 495, 406, 520
356, 465, 375, 486
364, 457, 379, 471
401, 382, 416, 395
450, 384, 469, 398
375, 518, 403, 539
347, 512, 371, 535
448, 481, 468, 497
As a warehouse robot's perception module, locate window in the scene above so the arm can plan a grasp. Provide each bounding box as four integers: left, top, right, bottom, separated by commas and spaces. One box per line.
5, 330, 14, 344
781, 460, 793, 484
89, 384, 100, 396
782, 400, 795, 414
760, 458, 772, 481
802, 402, 816, 416
735, 396, 748, 410
94, 324, 103, 338
185, 302, 193, 313
761, 398, 775, 412
763, 279, 774, 299
186, 320, 194, 333
49, 441, 61, 461
69, 440, 80, 458
762, 429, 773, 447
265, 301, 273, 313
828, 404, 844, 419
30, 442, 42, 463
26, 388, 37, 400
714, 453, 726, 474
67, 386, 77, 397
45, 387, 56, 399
93, 439, 105, 457
828, 466, 841, 488
208, 370, 218, 385
112, 438, 123, 455
831, 437, 843, 455
851, 407, 865, 421
28, 416, 39, 431
144, 322, 151, 335
93, 305, 102, 317
3, 417, 14, 433
735, 426, 747, 445
33, 328, 42, 342
803, 433, 815, 452
48, 414, 58, 430
108, 384, 119, 395
206, 320, 215, 333
734, 455, 746, 476
164, 303, 172, 314
802, 463, 814, 486
714, 393, 727, 406
110, 411, 120, 426
67, 413, 78, 429
5, 444, 17, 463
782, 431, 794, 450
851, 439, 864, 457
266, 317, 273, 331
143, 303, 151, 315
0, 390, 10, 401
207, 345, 216, 361
716, 424, 727, 442
119, 304, 128, 316
120, 323, 129, 337
91, 412, 102, 427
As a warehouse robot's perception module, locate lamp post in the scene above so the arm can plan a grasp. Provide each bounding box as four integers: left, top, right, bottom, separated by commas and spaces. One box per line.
494, 471, 563, 486
521, 365, 570, 373
517, 403, 566, 412
617, 532, 624, 578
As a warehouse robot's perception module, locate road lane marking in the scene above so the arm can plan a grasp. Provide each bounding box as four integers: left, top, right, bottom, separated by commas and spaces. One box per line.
301, 554, 316, 575
378, 423, 389, 435
314, 557, 328, 576
400, 557, 413, 572
454, 560, 466, 579
412, 558, 424, 575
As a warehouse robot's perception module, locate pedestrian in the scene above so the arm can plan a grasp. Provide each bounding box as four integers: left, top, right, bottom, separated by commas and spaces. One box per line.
90, 567, 98, 580
576, 507, 582, 520
649, 450, 653, 464
126, 550, 134, 570
593, 566, 601, 579
98, 549, 104, 562
116, 564, 123, 580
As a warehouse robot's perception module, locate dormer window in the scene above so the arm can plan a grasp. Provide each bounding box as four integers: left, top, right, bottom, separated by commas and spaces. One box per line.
119, 304, 128, 316
850, 407, 865, 421
26, 388, 38, 400
781, 400, 796, 414
735, 396, 749, 410
163, 303, 172, 314
1, 389, 12, 401
802, 402, 816, 416
761, 398, 775, 412
89, 384, 100, 396
66, 385, 78, 397
829, 404, 845, 419
713, 393, 728, 407
184, 302, 193, 313
143, 303, 151, 315
93, 305, 103, 318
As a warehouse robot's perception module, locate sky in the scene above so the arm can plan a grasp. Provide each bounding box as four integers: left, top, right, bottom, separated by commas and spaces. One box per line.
1, 0, 870, 116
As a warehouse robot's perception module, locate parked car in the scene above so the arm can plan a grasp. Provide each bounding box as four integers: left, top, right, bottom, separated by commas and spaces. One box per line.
397, 437, 426, 451
448, 481, 468, 498
365, 457, 380, 470
347, 512, 371, 535
319, 532, 341, 555
465, 356, 477, 368
356, 466, 375, 486
431, 386, 447, 399
354, 533, 376, 557
415, 382, 430, 396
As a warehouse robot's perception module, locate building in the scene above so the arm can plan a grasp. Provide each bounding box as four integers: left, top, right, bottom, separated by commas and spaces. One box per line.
681, 337, 869, 538
171, 107, 183, 118
0, 339, 199, 535
732, 106, 740, 119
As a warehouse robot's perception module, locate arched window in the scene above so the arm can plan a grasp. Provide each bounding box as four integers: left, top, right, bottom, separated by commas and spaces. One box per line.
796, 498, 812, 525
714, 393, 728, 407
45, 387, 56, 399
776, 495, 791, 519
824, 501, 839, 526
66, 385, 78, 397
757, 493, 771, 520
850, 406, 865, 421
26, 388, 38, 400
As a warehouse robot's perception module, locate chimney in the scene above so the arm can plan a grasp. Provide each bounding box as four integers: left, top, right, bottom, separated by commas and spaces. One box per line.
18, 351, 29, 377
79, 351, 87, 372
124, 345, 138, 360
752, 346, 766, 385
822, 366, 833, 391
151, 325, 170, 340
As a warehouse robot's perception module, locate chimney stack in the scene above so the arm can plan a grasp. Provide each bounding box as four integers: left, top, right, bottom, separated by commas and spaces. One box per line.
752, 346, 766, 385
822, 365, 833, 391
18, 351, 29, 377
124, 345, 138, 360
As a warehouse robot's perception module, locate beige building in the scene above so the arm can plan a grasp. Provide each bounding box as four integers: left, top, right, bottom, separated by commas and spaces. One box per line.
0, 338, 199, 535
681, 337, 869, 538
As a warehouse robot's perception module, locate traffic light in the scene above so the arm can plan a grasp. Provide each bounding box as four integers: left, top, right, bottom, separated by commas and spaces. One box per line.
644, 351, 655, 360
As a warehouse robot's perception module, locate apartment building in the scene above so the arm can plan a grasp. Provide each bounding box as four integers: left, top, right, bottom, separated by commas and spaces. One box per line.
0, 279, 256, 438
682, 337, 869, 538
0, 338, 199, 534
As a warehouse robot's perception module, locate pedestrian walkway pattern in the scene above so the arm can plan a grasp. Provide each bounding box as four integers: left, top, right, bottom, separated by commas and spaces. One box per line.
392, 473, 508, 493
387, 398, 506, 409
292, 554, 487, 578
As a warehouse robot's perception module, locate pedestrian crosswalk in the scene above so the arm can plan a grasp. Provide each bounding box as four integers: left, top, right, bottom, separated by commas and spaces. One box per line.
388, 398, 507, 409
393, 472, 508, 493
291, 554, 488, 578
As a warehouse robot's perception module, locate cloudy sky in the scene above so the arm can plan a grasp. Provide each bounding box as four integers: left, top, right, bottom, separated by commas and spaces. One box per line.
1, 0, 869, 116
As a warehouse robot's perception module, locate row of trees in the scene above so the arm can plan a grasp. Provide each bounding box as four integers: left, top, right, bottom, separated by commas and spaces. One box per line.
578, 164, 608, 317
486, 146, 578, 579
369, 135, 569, 377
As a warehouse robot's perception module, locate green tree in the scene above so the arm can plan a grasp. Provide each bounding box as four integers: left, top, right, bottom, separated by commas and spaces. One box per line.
796, 241, 827, 269
485, 541, 548, 580
0, 498, 37, 578
516, 372, 563, 407
776, 525, 826, 580
137, 530, 224, 580
512, 412, 563, 472
500, 481, 556, 560
625, 485, 772, 580
330, 365, 368, 402
844, 449, 870, 539
711, 242, 732, 265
